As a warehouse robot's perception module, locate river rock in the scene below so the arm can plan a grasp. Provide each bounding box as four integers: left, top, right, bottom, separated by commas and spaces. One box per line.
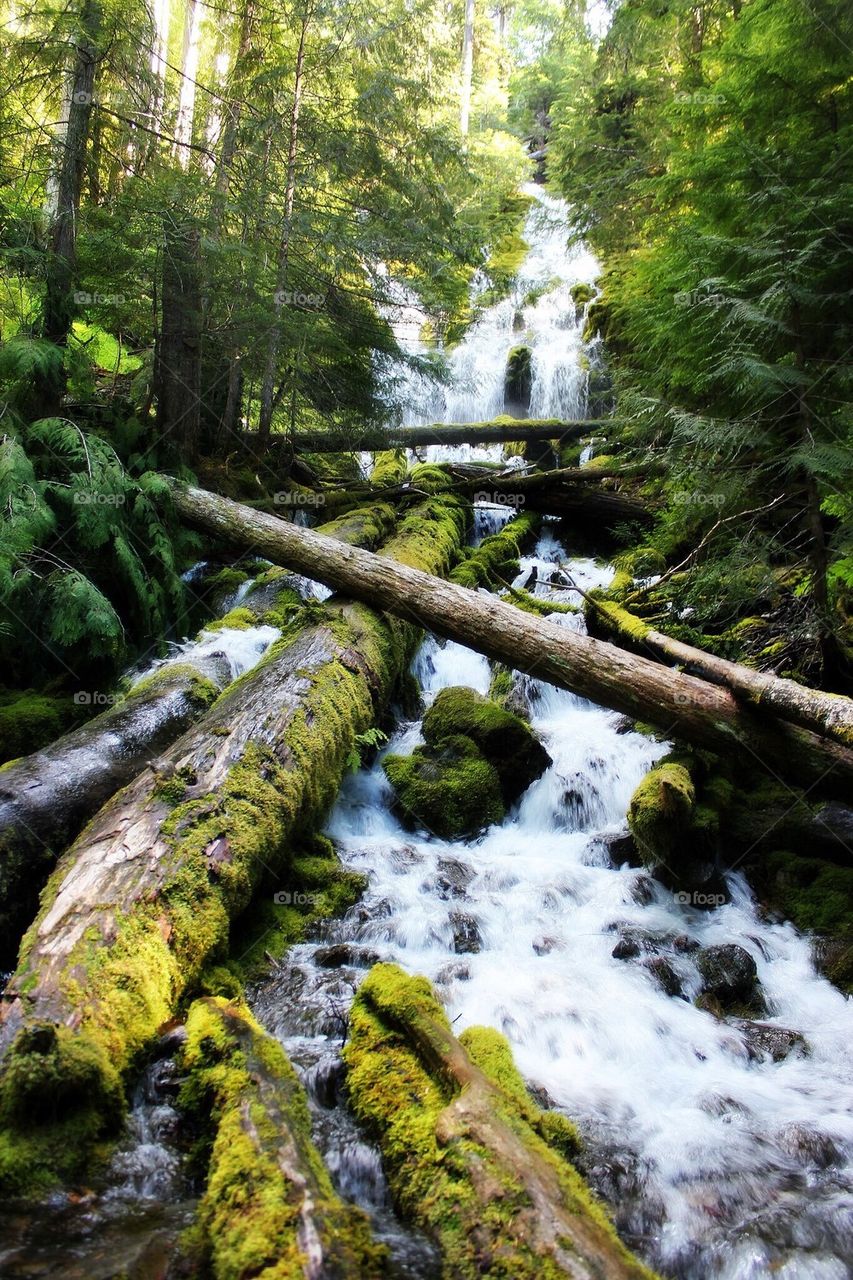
383, 734, 505, 839
778, 1123, 840, 1168
450, 911, 482, 954
434, 857, 475, 899
421, 685, 551, 805
732, 1019, 808, 1063
313, 943, 380, 969
696, 943, 765, 1014
644, 956, 684, 998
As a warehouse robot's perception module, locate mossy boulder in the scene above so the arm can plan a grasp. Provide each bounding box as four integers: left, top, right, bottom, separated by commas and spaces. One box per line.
383, 734, 505, 839
570, 282, 596, 309
504, 344, 533, 414
0, 690, 80, 765
628, 762, 696, 868
422, 685, 551, 805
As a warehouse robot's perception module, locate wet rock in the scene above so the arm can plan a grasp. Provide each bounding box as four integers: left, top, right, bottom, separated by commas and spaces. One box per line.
778, 1123, 840, 1168
629, 874, 656, 905
313, 943, 380, 970
450, 911, 482, 954
695, 943, 765, 1014
812, 802, 853, 865
434, 857, 475, 899
613, 715, 635, 735
532, 935, 560, 956
644, 956, 683, 998
673, 934, 700, 954
612, 937, 641, 961
732, 1019, 808, 1063
436, 961, 471, 983
421, 685, 552, 805
600, 831, 640, 866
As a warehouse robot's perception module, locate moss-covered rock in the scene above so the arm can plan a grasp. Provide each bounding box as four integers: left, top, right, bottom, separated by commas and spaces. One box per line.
570, 282, 596, 309
180, 997, 384, 1278
384, 734, 505, 839
343, 964, 658, 1280
422, 685, 551, 804
504, 345, 533, 414
0, 690, 81, 765
628, 762, 696, 868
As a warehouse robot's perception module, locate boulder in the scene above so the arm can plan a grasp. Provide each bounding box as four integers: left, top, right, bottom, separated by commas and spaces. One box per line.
422, 685, 551, 805
383, 734, 504, 839
695, 943, 765, 1015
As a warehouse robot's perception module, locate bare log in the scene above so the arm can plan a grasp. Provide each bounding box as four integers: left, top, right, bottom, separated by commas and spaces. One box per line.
0, 503, 397, 969
585, 597, 853, 752
0, 494, 467, 1194
345, 963, 658, 1280
242, 417, 611, 453
168, 483, 853, 792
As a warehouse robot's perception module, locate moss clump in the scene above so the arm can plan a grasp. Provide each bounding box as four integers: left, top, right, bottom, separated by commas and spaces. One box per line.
0, 1023, 124, 1194
505, 345, 533, 411
628, 762, 696, 867
614, 547, 666, 580
570, 282, 596, 309
450, 511, 540, 591
756, 851, 853, 992
422, 685, 551, 805
344, 964, 658, 1280
180, 998, 383, 1277
384, 734, 505, 839
371, 449, 408, 486
205, 605, 257, 632
0, 690, 81, 764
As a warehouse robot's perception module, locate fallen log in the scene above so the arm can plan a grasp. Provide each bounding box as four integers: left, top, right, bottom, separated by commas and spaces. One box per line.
242, 417, 610, 453
0, 502, 397, 971
0, 493, 468, 1194
344, 963, 658, 1279
168, 483, 853, 792
180, 997, 384, 1277
585, 597, 853, 753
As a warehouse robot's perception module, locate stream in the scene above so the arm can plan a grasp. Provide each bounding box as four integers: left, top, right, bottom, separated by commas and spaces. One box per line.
2, 189, 851, 1280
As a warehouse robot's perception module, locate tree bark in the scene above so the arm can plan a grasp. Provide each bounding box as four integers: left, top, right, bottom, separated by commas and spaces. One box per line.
246, 418, 611, 452
38, 0, 100, 415
168, 482, 853, 792
154, 211, 202, 458
460, 0, 475, 134
0, 496, 466, 1192
585, 597, 853, 752
0, 503, 396, 972
345, 964, 657, 1280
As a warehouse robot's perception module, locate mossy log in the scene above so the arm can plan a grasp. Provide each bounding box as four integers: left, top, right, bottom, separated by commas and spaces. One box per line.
168, 483, 853, 794
448, 464, 650, 527
180, 998, 384, 1278
587, 596, 853, 752
0, 495, 467, 1194
0, 503, 398, 974
344, 963, 658, 1280
242, 418, 611, 453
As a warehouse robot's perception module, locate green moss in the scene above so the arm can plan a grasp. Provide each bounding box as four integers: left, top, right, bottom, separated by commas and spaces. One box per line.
421, 685, 550, 804
505, 345, 533, 408
205, 606, 257, 632
0, 690, 81, 764
450, 511, 540, 591
614, 547, 666, 579
384, 734, 505, 839
570, 282, 596, 309
628, 763, 696, 867
128, 662, 219, 708
316, 501, 397, 550
371, 449, 408, 486
344, 965, 658, 1280
180, 998, 383, 1278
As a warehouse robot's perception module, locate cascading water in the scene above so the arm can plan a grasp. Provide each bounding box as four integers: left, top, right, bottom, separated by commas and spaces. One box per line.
250, 192, 853, 1279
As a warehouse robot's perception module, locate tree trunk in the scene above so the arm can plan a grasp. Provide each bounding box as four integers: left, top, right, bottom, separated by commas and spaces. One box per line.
345, 964, 657, 1280
38, 0, 100, 415
154, 212, 202, 458
168, 482, 853, 792
460, 0, 475, 134
247, 417, 607, 452
585, 597, 853, 752
0, 503, 396, 972
0, 495, 467, 1193
257, 4, 310, 442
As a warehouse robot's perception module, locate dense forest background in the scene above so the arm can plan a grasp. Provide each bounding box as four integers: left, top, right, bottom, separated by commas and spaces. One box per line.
1, 0, 851, 721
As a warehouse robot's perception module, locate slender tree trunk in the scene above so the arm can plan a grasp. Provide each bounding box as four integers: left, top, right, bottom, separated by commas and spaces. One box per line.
154, 211, 202, 458
258, 5, 310, 442
460, 0, 475, 135
169, 482, 853, 791
38, 0, 100, 415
